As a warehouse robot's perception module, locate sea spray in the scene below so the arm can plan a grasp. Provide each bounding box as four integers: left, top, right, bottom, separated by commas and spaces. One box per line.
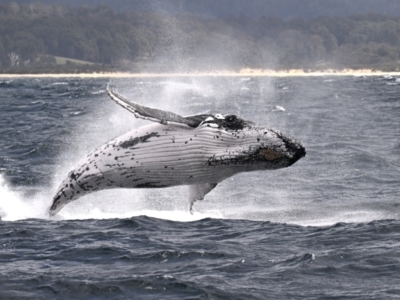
0, 174, 49, 221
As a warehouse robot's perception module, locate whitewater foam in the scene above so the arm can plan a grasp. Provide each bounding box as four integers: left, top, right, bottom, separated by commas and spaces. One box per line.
0, 174, 49, 221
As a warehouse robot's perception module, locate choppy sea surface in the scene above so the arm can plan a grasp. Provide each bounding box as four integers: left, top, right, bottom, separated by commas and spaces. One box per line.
0, 76, 399, 299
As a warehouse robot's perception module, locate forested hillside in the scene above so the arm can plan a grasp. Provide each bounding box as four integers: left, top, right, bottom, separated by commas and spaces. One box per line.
1, 2, 400, 73
6, 0, 400, 19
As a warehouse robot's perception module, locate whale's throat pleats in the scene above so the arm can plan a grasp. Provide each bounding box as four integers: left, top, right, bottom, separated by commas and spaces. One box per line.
92, 124, 250, 189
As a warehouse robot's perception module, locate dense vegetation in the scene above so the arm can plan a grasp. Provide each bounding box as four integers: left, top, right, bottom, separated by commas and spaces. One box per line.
1, 2, 400, 73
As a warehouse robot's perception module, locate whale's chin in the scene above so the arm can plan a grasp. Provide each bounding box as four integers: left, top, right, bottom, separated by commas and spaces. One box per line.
289, 146, 306, 166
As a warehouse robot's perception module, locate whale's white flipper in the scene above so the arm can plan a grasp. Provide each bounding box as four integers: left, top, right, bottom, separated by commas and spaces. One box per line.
106, 84, 199, 127
188, 183, 218, 214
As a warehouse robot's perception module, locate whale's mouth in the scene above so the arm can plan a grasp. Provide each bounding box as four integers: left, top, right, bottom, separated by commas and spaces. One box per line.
288, 144, 306, 166
275, 132, 306, 166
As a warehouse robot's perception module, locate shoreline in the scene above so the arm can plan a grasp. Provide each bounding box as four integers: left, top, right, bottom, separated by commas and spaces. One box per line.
1, 69, 400, 78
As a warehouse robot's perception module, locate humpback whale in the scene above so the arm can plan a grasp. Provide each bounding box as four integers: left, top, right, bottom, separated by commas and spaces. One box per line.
48, 85, 305, 216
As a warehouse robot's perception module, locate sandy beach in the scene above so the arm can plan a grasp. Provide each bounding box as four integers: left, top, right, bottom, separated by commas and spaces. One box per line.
1, 68, 400, 78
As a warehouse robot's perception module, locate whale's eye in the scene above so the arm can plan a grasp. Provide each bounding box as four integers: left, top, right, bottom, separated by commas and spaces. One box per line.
225, 115, 236, 122
222, 115, 247, 130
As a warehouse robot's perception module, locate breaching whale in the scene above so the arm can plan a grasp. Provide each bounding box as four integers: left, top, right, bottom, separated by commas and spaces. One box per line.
48, 85, 305, 216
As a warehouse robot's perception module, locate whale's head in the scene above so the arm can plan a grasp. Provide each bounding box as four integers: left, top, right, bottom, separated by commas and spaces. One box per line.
251, 128, 306, 168
203, 114, 306, 170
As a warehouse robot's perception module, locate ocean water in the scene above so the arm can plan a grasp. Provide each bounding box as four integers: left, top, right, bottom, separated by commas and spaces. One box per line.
0, 76, 399, 299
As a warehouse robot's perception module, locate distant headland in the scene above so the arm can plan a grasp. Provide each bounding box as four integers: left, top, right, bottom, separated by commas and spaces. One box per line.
2, 2, 400, 75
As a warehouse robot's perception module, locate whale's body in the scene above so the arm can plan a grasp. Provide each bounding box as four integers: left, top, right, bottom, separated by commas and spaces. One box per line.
48, 86, 305, 215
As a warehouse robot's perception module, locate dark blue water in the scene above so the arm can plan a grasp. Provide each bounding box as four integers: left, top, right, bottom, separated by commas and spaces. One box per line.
0, 76, 399, 299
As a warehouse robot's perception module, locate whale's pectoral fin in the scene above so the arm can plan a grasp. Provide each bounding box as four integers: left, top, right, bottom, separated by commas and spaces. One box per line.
188, 183, 218, 214
106, 84, 199, 127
